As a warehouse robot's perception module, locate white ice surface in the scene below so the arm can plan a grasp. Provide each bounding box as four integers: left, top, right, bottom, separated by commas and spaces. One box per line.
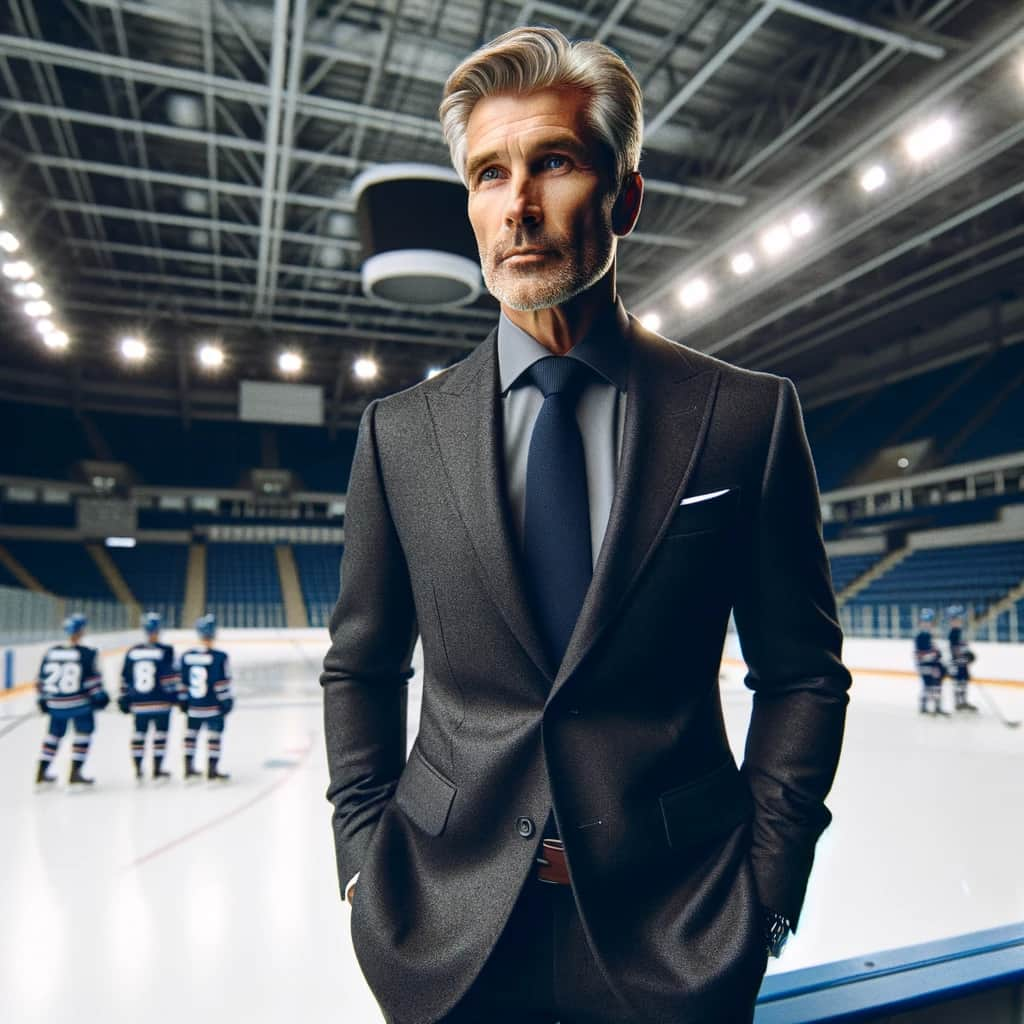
2, 634, 1023, 1023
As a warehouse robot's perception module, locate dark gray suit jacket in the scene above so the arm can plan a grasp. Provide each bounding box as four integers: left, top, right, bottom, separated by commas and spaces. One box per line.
321, 315, 851, 1024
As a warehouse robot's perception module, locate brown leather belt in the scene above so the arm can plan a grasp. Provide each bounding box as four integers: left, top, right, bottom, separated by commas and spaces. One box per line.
535, 838, 571, 885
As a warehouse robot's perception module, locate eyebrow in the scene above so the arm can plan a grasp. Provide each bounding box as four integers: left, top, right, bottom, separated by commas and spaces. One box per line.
466, 133, 591, 182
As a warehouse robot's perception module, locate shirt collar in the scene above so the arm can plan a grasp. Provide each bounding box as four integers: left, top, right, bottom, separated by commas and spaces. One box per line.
497, 299, 630, 395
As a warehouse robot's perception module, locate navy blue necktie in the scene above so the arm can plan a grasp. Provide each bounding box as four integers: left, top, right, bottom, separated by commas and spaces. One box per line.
522, 356, 594, 670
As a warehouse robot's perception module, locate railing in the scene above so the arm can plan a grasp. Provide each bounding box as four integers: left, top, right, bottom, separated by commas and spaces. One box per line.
0, 585, 135, 644
840, 602, 1023, 643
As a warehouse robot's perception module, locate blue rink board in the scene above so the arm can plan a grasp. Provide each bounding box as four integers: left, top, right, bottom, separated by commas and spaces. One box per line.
754, 921, 1024, 1022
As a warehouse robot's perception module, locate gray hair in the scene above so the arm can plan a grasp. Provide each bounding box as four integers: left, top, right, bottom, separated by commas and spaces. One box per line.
439, 26, 643, 192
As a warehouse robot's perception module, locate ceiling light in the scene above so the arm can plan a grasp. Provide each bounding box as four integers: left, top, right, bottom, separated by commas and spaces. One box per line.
678, 279, 710, 310
730, 252, 755, 276
760, 226, 792, 257
790, 211, 814, 238
198, 343, 224, 368
0, 231, 19, 252
120, 336, 147, 361
167, 93, 204, 129
13, 281, 43, 299
279, 350, 303, 374
188, 229, 211, 248
640, 313, 662, 331
319, 245, 343, 269
182, 189, 209, 214
44, 331, 69, 350
903, 116, 953, 162
2, 260, 34, 280
35, 319, 55, 335
354, 357, 378, 380
860, 164, 888, 193
24, 300, 53, 318
897, 457, 910, 469
327, 213, 355, 236
0, 197, 4, 216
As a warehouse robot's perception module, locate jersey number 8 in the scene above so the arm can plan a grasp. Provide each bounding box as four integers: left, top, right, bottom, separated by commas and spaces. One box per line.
133, 660, 157, 693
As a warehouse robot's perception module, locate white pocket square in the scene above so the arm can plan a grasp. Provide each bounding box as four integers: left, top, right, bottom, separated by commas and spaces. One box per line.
679, 488, 730, 506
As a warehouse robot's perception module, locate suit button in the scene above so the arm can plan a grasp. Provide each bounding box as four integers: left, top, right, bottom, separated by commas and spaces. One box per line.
516, 816, 535, 838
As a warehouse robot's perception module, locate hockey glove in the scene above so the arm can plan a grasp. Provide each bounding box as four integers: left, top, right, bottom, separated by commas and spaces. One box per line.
220, 698, 234, 716
37, 698, 47, 715
117, 695, 132, 714
91, 690, 111, 711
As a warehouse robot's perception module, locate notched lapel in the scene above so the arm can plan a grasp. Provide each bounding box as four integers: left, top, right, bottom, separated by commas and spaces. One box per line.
551, 324, 721, 698
424, 334, 554, 683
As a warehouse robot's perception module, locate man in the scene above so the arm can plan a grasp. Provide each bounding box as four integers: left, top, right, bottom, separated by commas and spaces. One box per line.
118, 611, 180, 781
322, 26, 851, 1024
946, 605, 978, 713
179, 614, 233, 782
914, 608, 948, 716
36, 613, 110, 786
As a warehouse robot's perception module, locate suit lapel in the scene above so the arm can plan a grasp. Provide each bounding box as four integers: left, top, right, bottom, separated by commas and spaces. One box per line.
424, 332, 555, 683
549, 319, 721, 701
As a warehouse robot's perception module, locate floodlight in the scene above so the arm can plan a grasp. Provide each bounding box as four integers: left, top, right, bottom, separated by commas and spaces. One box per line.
903, 117, 953, 162
730, 252, 755, 276
2, 260, 34, 280
790, 212, 814, 238
897, 457, 910, 469
35, 319, 55, 335
860, 165, 888, 192
120, 336, 147, 361
24, 300, 53, 318
354, 357, 378, 380
0, 231, 19, 252
278, 350, 303, 373
640, 313, 662, 331
44, 331, 69, 350
678, 279, 710, 310
13, 282, 44, 299
198, 343, 224, 368
760, 225, 792, 256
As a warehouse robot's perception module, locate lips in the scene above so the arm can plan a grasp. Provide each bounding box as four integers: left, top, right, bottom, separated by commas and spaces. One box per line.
500, 249, 550, 263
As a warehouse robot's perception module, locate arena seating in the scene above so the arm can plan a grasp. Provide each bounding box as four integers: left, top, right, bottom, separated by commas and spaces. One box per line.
0, 558, 23, 589
2, 539, 115, 599
205, 542, 285, 628
292, 543, 344, 627
828, 553, 880, 593
1, 400, 94, 479
107, 543, 189, 628
849, 541, 1024, 632
277, 425, 357, 493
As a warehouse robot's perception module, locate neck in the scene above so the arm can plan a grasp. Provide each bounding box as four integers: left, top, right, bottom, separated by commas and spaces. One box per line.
501, 264, 617, 356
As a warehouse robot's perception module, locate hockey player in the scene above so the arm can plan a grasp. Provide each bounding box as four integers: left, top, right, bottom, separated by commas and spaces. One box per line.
947, 605, 979, 713
118, 611, 181, 780
35, 613, 111, 786
179, 614, 233, 781
914, 608, 948, 716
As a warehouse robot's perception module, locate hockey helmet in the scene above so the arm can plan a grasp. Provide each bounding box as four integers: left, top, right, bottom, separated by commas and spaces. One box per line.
142, 610, 162, 635
195, 613, 217, 639
63, 612, 88, 636
946, 605, 965, 620
919, 608, 936, 623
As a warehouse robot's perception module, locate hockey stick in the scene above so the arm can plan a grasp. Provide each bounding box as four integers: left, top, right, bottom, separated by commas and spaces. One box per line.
975, 683, 1021, 729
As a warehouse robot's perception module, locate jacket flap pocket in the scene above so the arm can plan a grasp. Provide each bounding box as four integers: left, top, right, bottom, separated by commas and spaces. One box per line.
659, 759, 752, 850
666, 486, 740, 537
395, 745, 457, 837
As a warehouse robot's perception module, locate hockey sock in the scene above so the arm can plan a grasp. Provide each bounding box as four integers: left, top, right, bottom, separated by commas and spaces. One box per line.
39, 733, 59, 765
71, 736, 91, 766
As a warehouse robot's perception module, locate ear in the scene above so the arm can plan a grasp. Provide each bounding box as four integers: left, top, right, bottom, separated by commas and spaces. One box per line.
611, 171, 643, 237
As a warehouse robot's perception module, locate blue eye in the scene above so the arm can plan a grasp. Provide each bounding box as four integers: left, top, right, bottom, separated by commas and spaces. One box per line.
543, 155, 568, 170
479, 167, 500, 182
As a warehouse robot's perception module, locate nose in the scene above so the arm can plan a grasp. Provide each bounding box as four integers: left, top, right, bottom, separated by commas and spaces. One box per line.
504, 173, 541, 230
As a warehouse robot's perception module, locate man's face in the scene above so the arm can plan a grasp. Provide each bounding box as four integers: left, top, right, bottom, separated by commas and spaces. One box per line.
464, 87, 618, 311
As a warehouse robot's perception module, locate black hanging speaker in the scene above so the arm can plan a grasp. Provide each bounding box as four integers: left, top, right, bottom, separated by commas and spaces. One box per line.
352, 163, 482, 309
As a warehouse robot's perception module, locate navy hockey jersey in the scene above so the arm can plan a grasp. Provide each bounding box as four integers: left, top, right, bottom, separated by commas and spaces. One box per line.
179, 647, 232, 719
120, 641, 181, 712
37, 644, 104, 718
914, 630, 943, 680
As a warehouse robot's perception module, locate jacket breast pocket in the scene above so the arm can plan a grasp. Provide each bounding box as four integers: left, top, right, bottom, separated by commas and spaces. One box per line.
395, 744, 457, 837
659, 759, 753, 851
664, 486, 740, 539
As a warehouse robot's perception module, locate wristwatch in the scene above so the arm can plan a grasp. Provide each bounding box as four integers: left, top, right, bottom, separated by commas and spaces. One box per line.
762, 907, 792, 958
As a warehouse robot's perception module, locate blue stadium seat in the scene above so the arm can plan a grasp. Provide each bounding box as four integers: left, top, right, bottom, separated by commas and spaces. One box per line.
108, 543, 189, 628
205, 543, 285, 628
292, 543, 345, 627
3, 540, 115, 599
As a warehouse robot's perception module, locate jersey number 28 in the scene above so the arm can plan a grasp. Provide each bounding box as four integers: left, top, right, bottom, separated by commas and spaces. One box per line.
43, 662, 82, 695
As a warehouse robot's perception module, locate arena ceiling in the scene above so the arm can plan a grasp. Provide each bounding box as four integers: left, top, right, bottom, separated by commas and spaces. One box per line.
0, 0, 1022, 430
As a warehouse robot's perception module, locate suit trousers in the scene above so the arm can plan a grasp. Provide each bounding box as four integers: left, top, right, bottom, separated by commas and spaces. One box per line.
429, 873, 757, 1024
